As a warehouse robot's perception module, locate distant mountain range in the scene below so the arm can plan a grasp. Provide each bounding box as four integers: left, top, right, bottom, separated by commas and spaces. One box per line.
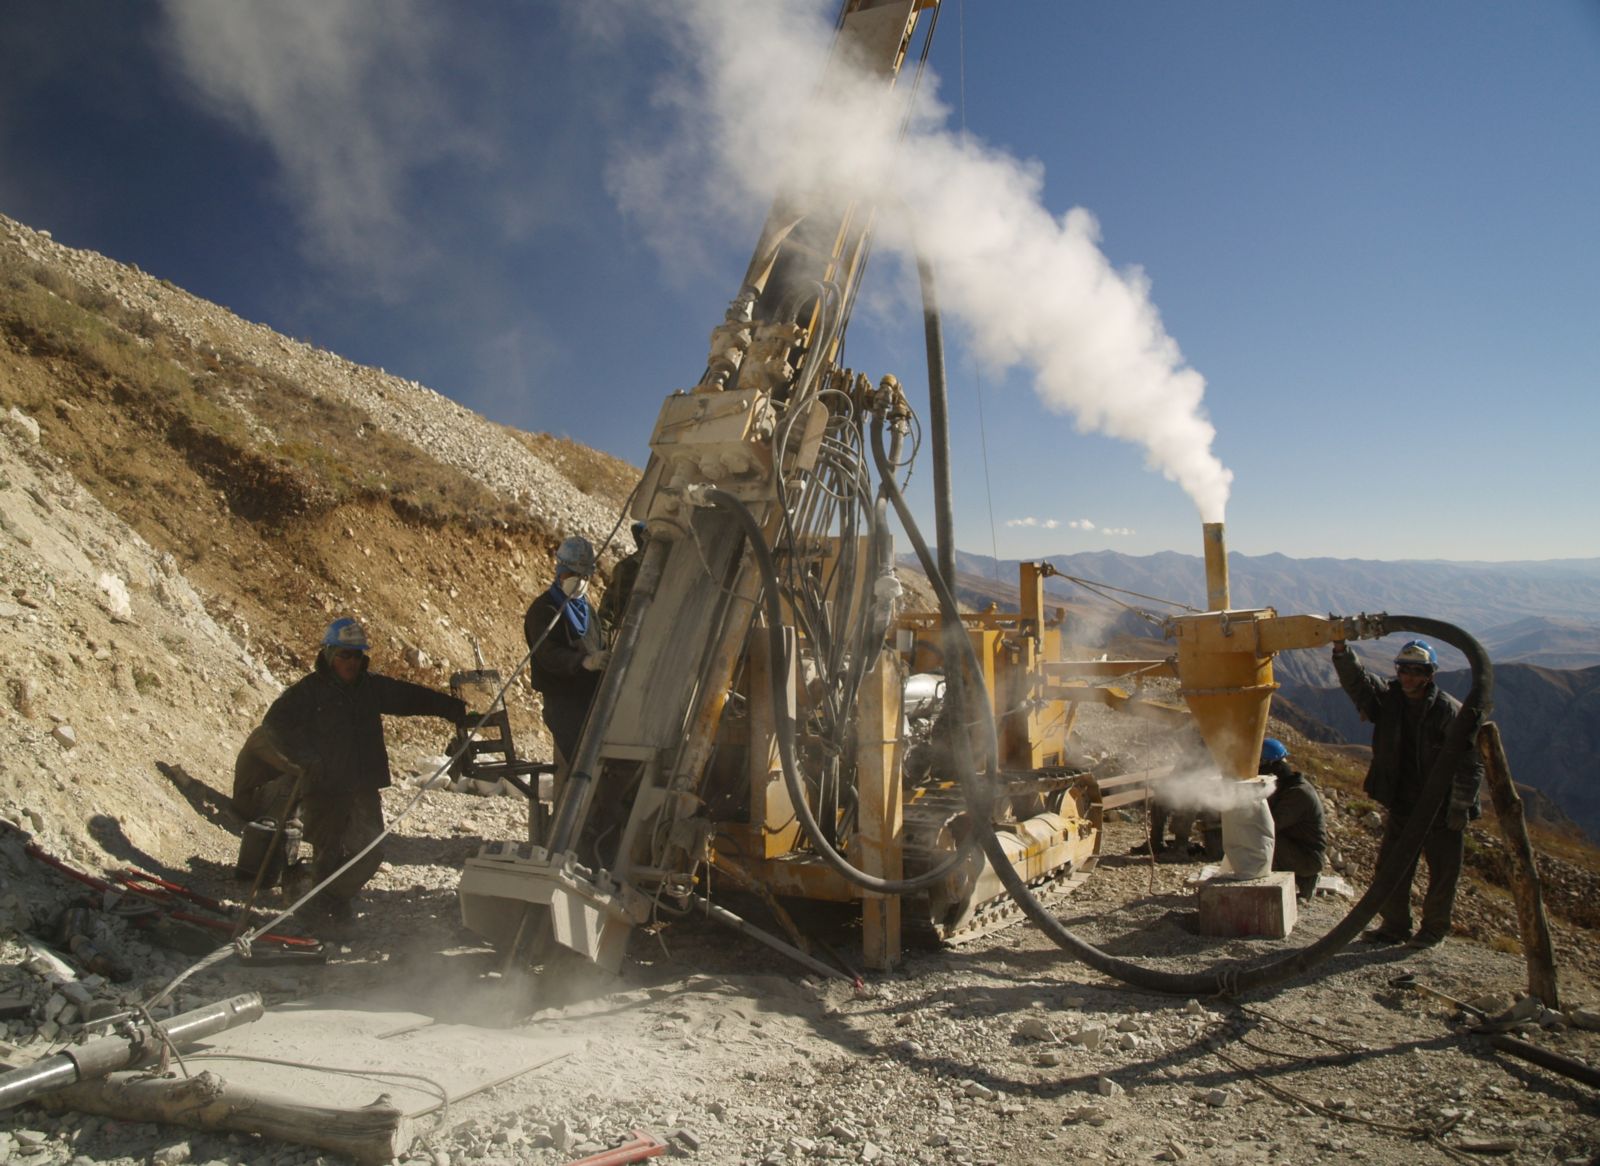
906, 547, 1600, 837
1281, 664, 1600, 840
930, 548, 1600, 688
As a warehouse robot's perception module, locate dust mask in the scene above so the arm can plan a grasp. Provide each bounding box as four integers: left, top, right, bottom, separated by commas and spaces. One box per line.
561, 575, 589, 599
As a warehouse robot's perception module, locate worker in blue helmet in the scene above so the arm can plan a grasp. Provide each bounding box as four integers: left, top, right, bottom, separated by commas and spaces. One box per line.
1332, 637, 1484, 947
525, 536, 608, 771
233, 617, 468, 933
1259, 738, 1326, 901
598, 520, 650, 647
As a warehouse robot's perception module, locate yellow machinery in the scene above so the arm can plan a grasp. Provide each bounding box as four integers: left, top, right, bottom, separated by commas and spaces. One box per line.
455, 0, 1396, 977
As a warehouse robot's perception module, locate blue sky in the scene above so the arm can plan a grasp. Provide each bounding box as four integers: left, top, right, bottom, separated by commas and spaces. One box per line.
1, 1, 1596, 563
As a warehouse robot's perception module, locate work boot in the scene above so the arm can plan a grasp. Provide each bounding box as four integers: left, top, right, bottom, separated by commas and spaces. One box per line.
307, 896, 357, 941
1359, 926, 1410, 945
1406, 930, 1446, 949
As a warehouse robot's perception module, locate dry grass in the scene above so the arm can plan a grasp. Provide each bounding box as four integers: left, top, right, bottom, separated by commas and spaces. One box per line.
505, 428, 640, 510
0, 250, 538, 533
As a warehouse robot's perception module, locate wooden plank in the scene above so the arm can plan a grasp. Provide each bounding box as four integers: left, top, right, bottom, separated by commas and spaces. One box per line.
48, 1071, 412, 1165
1480, 723, 1560, 1009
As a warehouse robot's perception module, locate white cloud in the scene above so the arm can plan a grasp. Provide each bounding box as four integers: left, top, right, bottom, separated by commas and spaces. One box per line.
601, 0, 1234, 521
1006, 516, 1042, 528
1068, 519, 1096, 531
157, 0, 488, 293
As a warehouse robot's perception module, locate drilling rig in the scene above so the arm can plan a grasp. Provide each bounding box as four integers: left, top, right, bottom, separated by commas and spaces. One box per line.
455, 0, 1430, 977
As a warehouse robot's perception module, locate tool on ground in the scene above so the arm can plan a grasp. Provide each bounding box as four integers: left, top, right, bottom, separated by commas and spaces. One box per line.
15, 828, 324, 964
564, 1130, 668, 1166
1389, 973, 1487, 1020
0, 992, 264, 1110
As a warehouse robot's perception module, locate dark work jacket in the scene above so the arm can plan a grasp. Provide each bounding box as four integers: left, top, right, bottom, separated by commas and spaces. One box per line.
1266, 766, 1327, 878
257, 653, 464, 796
598, 548, 643, 644
524, 586, 601, 759
1333, 651, 1483, 821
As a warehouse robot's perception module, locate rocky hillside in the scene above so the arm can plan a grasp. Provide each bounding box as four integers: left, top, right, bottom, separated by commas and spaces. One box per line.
0, 211, 638, 867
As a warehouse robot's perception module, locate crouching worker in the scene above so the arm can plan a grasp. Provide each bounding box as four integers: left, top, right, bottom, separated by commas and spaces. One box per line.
1261, 738, 1326, 902
233, 617, 466, 930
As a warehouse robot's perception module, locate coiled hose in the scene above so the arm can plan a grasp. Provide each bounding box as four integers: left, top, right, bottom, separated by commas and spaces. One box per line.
869, 412, 1494, 995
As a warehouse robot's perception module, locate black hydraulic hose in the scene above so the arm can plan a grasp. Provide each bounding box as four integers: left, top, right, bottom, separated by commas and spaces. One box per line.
916, 250, 957, 589
870, 412, 1495, 995
701, 487, 978, 894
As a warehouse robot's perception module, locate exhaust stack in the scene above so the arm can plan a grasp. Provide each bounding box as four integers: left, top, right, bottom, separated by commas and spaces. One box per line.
1203, 521, 1230, 612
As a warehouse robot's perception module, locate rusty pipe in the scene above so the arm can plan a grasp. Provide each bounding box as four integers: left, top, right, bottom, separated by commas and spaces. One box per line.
0, 992, 264, 1110
1202, 522, 1230, 611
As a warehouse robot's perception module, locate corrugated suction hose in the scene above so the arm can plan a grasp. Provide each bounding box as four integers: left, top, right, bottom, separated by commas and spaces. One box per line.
870, 411, 1493, 996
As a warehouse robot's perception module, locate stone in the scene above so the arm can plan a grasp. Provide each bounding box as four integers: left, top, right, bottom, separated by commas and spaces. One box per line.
1036, 1051, 1065, 1067
1569, 1008, 1600, 1031
1197, 871, 1297, 939
50, 724, 77, 751
673, 1129, 703, 1151
550, 1120, 572, 1152
151, 1142, 192, 1166
963, 1082, 996, 1101
1201, 1090, 1231, 1107
1015, 1017, 1055, 1042
1075, 1024, 1106, 1051
1095, 1077, 1123, 1097
6, 408, 40, 444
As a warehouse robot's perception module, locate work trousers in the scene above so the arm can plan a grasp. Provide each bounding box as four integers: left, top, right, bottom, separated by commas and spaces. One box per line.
1375, 809, 1465, 939
301, 786, 386, 902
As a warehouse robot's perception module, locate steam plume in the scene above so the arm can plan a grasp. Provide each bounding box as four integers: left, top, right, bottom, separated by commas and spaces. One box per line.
605, 0, 1233, 521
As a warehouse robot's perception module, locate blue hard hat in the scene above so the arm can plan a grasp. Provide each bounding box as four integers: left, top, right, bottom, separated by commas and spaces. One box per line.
1394, 640, 1438, 670
555, 536, 596, 576
1260, 738, 1289, 767
322, 617, 369, 653
631, 520, 649, 545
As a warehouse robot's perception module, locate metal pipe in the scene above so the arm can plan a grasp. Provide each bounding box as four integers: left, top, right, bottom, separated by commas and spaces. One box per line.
916, 250, 956, 590
1202, 522, 1230, 611
0, 992, 264, 1110
691, 896, 853, 984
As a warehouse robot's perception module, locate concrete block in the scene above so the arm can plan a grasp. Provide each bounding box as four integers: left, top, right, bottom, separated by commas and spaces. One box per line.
1197, 871, 1297, 938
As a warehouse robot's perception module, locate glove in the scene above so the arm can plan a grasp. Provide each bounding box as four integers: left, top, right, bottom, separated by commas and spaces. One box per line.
1446, 804, 1469, 831
1331, 641, 1349, 659
581, 650, 610, 672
